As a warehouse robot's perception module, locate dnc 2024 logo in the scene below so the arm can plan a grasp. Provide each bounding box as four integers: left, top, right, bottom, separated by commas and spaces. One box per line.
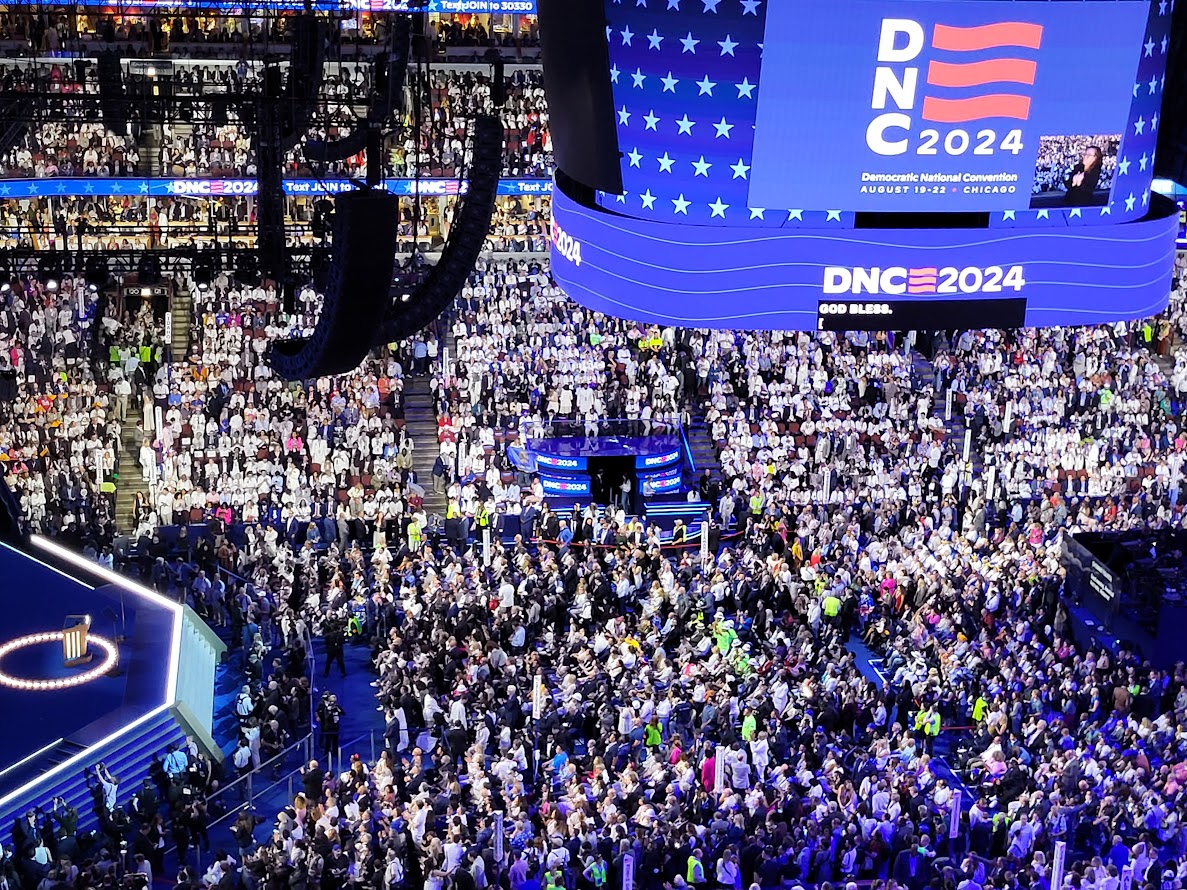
551, 219, 583, 267
867, 18, 1042, 157
823, 265, 1026, 295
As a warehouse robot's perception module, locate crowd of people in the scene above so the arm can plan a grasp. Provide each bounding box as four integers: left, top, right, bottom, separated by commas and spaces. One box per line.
132, 263, 1187, 890
0, 272, 170, 547
0, 12, 539, 58
5, 29, 1187, 890
0, 59, 142, 178
2, 242, 1152, 890
124, 267, 439, 546
115, 314, 1187, 890
0, 191, 551, 257
0, 60, 551, 183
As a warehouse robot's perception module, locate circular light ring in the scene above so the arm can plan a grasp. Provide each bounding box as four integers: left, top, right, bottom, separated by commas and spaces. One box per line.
0, 632, 119, 690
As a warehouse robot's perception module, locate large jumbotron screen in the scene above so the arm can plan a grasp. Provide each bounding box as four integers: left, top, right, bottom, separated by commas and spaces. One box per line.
752, 1, 1148, 213
546, 0, 1178, 331
592, 0, 1167, 227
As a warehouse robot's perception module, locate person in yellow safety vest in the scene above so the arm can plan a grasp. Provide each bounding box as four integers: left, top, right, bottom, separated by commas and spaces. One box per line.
914, 705, 941, 754
748, 491, 764, 518
822, 591, 842, 623
687, 849, 706, 885
715, 619, 737, 654
407, 516, 423, 550
446, 500, 461, 520
644, 716, 662, 748
972, 694, 989, 723
741, 708, 757, 742
476, 502, 490, 530
584, 854, 608, 890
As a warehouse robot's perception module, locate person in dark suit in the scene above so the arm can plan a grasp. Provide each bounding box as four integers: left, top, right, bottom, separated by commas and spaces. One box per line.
11, 809, 38, 857
1064, 146, 1103, 205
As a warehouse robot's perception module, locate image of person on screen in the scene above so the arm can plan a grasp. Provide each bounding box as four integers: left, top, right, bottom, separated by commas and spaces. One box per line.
1064, 146, 1103, 206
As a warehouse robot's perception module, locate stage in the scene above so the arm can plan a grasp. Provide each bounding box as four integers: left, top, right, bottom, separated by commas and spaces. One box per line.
512, 429, 687, 505
0, 540, 179, 800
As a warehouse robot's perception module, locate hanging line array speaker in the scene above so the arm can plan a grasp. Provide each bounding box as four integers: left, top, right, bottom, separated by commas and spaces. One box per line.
304, 16, 412, 165
267, 189, 401, 380
371, 113, 504, 346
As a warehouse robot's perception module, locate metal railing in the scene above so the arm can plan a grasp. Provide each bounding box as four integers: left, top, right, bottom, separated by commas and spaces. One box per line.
331, 729, 377, 779
168, 730, 379, 875
166, 731, 313, 873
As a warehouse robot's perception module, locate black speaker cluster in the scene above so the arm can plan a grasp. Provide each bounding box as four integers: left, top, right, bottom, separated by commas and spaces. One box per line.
96, 51, 127, 137
267, 190, 403, 380
373, 114, 505, 345
266, 115, 505, 381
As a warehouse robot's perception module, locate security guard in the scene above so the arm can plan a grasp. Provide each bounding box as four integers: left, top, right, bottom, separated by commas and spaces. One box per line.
687, 849, 706, 885
914, 704, 941, 754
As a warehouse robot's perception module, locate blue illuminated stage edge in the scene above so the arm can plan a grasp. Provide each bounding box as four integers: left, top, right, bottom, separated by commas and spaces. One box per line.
0, 537, 224, 840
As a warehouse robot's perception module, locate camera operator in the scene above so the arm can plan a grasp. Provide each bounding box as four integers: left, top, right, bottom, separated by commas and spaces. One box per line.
315, 693, 343, 760
83, 763, 119, 830
322, 612, 347, 678
51, 797, 77, 859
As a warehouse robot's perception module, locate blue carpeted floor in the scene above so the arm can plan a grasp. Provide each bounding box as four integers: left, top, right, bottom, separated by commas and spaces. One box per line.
846, 637, 974, 811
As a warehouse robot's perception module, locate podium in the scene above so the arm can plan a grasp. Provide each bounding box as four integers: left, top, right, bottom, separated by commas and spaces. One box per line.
62, 615, 92, 668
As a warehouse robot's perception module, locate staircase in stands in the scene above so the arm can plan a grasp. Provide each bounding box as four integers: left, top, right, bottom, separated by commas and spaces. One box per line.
170, 285, 192, 362
141, 125, 163, 179
909, 348, 984, 475
684, 409, 723, 494
404, 376, 446, 517
114, 403, 145, 532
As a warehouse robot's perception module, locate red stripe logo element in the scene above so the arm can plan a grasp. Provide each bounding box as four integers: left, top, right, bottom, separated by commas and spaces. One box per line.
926, 58, 1037, 89
921, 94, 1032, 123
907, 268, 938, 293
931, 22, 1044, 52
